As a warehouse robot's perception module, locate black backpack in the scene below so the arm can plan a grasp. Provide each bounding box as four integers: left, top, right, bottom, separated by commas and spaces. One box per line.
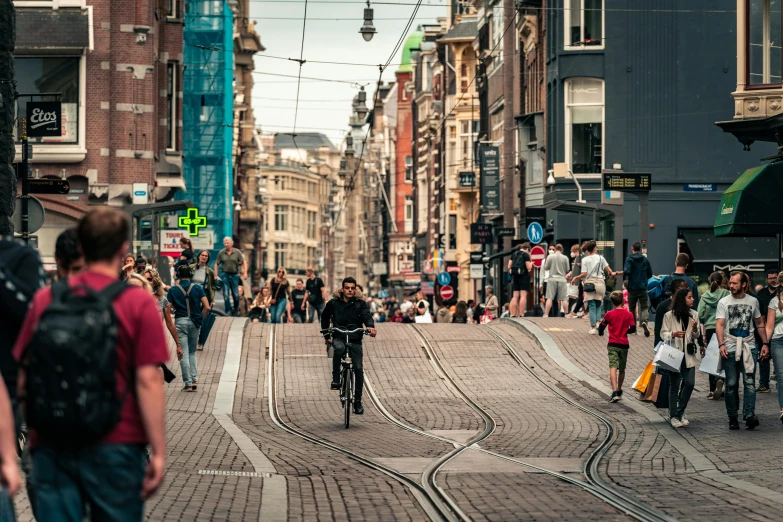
511, 250, 529, 276
24, 280, 130, 446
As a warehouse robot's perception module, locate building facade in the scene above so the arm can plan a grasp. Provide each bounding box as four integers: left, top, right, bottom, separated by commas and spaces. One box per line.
12, 0, 185, 267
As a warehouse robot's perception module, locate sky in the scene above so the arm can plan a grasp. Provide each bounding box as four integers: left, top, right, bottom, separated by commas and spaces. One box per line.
248, 0, 449, 148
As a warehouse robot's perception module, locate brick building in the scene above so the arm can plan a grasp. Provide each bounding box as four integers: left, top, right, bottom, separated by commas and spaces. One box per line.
13, 0, 184, 266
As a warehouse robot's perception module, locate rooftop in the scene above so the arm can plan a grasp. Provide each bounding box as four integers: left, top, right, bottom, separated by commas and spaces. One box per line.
273, 132, 336, 151
396, 29, 424, 74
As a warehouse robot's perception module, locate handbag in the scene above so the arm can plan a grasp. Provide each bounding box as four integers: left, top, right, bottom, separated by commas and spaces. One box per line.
480, 310, 493, 324
653, 369, 670, 409
582, 255, 604, 293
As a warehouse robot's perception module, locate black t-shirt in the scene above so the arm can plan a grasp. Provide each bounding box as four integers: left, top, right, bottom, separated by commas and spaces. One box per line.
305, 277, 325, 305
291, 288, 306, 315
452, 315, 468, 324
757, 286, 777, 316
270, 279, 289, 302
512, 251, 531, 275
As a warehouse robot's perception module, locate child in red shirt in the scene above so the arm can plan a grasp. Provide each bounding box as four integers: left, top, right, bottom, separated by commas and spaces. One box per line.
598, 290, 635, 402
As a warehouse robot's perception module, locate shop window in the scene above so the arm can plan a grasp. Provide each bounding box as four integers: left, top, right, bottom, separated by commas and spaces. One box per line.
14, 56, 80, 144
565, 0, 604, 49
565, 78, 603, 174
749, 0, 783, 85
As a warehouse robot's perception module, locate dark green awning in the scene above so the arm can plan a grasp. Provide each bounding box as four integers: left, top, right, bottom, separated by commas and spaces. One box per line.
714, 162, 783, 236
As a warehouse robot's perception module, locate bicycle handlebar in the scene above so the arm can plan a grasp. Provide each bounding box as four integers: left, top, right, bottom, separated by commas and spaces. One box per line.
320, 327, 371, 336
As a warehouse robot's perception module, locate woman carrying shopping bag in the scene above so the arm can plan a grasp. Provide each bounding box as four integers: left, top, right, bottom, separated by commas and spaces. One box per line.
570, 240, 617, 334
697, 271, 729, 399
661, 288, 705, 428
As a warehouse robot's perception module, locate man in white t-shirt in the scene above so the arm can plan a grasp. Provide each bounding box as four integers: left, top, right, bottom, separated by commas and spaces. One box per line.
716, 271, 769, 430
543, 244, 571, 317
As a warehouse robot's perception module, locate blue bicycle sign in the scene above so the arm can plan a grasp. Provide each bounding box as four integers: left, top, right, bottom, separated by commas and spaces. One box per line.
527, 222, 544, 244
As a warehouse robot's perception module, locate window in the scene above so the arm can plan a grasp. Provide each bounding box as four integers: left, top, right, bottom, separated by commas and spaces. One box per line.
14, 56, 80, 144
491, 9, 504, 64
405, 196, 413, 230
274, 205, 288, 231
459, 120, 473, 168
166, 62, 178, 150
274, 243, 288, 269
490, 110, 503, 144
167, 0, 177, 18
404, 156, 413, 182
565, 0, 604, 49
565, 78, 604, 174
749, 0, 783, 85
307, 211, 318, 239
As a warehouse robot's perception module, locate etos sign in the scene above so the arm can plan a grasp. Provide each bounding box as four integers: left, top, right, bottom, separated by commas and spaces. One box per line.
26, 101, 62, 138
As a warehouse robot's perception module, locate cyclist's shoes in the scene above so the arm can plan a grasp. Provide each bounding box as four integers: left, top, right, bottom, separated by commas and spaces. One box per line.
354, 402, 364, 415
330, 381, 340, 390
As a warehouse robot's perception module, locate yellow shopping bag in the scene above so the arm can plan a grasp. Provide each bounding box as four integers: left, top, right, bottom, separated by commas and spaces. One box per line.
633, 361, 655, 393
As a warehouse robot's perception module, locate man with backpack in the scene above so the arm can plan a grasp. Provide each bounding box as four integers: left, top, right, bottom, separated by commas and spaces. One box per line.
508, 243, 533, 317
662, 253, 699, 309
168, 264, 210, 392
623, 242, 654, 336
12, 207, 169, 519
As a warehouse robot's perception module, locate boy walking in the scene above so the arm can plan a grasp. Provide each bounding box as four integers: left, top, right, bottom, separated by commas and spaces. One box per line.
599, 291, 636, 402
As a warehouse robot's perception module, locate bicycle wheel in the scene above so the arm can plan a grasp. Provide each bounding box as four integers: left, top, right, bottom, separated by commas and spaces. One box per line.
343, 367, 353, 429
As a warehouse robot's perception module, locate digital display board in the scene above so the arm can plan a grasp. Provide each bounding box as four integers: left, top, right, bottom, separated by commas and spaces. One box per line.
602, 172, 651, 191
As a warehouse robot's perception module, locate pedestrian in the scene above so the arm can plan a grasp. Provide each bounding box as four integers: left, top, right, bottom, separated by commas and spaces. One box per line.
661, 288, 705, 428
13, 207, 168, 518
415, 300, 434, 323
178, 237, 193, 266
501, 303, 510, 318
236, 285, 250, 317
214, 237, 246, 316
403, 306, 416, 323
484, 285, 499, 320
654, 279, 689, 347
716, 271, 768, 430
54, 227, 85, 281
134, 255, 147, 274
623, 241, 653, 336
764, 282, 783, 424
168, 264, 210, 392
756, 269, 778, 394
662, 253, 700, 309
570, 240, 617, 334
269, 267, 291, 324
120, 253, 135, 281
143, 269, 182, 357
391, 308, 405, 323
466, 300, 475, 318
566, 243, 586, 318
452, 301, 470, 323
698, 271, 730, 399
0, 377, 21, 514
544, 244, 571, 317
304, 267, 327, 323
248, 287, 271, 323
436, 304, 452, 324
189, 250, 217, 309
508, 243, 533, 317
598, 290, 635, 403
290, 279, 307, 323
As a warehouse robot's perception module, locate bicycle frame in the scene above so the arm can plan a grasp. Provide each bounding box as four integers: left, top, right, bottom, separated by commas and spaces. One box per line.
321, 326, 369, 428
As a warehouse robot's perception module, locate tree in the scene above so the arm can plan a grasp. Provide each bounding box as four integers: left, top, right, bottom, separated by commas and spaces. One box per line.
0, 1, 15, 235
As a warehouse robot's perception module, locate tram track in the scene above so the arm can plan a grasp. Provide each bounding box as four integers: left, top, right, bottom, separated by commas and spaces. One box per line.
266, 325, 461, 522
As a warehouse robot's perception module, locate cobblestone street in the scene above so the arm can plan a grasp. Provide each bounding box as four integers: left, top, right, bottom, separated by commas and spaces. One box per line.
12, 317, 783, 521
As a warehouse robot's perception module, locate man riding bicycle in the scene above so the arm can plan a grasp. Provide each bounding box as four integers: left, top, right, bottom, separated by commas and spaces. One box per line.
321, 277, 377, 414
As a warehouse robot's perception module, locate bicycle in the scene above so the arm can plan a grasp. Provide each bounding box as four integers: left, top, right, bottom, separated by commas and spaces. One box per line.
320, 326, 370, 429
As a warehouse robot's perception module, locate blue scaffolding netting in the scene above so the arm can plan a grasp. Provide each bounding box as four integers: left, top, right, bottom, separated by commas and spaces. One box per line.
181, 0, 234, 250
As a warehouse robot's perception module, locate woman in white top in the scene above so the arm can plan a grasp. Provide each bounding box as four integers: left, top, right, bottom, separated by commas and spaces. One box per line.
484, 285, 499, 319
570, 240, 616, 334
764, 283, 783, 423
660, 288, 704, 428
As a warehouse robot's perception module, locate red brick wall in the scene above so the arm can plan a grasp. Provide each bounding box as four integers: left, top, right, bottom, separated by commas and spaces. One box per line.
395, 71, 413, 233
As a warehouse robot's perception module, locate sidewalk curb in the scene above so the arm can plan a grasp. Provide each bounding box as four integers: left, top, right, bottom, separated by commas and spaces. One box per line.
502, 318, 783, 506
213, 318, 287, 522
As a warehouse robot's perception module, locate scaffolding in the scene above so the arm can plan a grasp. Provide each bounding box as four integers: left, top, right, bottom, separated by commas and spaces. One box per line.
181, 0, 234, 248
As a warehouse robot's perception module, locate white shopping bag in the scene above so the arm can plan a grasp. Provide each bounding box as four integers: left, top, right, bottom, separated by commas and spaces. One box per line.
698, 336, 725, 378
653, 343, 684, 373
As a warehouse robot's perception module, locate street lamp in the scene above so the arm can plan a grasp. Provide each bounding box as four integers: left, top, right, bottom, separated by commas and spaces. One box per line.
359, 2, 376, 42
345, 135, 355, 157
354, 86, 368, 120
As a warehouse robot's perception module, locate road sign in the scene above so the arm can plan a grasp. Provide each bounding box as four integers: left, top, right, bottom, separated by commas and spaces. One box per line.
437, 271, 451, 286
530, 245, 546, 268
470, 265, 483, 279
527, 222, 544, 244
12, 196, 45, 234
602, 171, 651, 192
440, 285, 454, 300
27, 178, 70, 195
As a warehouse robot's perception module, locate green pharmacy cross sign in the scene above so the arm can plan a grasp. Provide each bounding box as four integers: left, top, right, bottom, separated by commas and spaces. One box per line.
178, 208, 207, 236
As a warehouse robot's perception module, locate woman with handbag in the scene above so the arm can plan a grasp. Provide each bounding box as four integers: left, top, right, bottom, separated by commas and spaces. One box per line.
248, 287, 271, 323
269, 268, 291, 324
661, 288, 705, 428
570, 241, 616, 334
484, 285, 499, 320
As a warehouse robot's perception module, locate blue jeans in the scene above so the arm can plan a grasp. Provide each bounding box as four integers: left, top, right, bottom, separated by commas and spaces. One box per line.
31, 444, 146, 522
176, 316, 200, 386
724, 348, 758, 419
588, 299, 601, 327
307, 301, 325, 323
270, 298, 288, 324
221, 273, 241, 315
771, 338, 783, 408
0, 487, 15, 522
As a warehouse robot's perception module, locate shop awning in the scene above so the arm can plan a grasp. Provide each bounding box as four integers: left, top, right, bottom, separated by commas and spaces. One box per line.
714, 162, 783, 236
681, 231, 777, 263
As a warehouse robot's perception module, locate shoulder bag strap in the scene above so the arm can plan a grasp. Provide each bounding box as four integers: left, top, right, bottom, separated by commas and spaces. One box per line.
176, 284, 191, 317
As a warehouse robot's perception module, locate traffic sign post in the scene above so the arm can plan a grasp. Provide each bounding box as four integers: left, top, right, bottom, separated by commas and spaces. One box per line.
530, 245, 546, 268
602, 169, 652, 252
527, 222, 544, 244
439, 285, 454, 301
437, 271, 451, 286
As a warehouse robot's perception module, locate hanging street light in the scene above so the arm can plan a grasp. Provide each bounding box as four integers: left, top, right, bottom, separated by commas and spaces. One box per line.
344, 135, 355, 157
354, 86, 369, 120
359, 2, 376, 42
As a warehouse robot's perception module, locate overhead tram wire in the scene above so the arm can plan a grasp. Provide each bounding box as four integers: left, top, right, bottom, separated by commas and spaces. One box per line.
289, 0, 312, 165
331, 0, 422, 228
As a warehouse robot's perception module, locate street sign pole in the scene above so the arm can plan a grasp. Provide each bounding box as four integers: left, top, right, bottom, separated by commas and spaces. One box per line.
20, 118, 29, 244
